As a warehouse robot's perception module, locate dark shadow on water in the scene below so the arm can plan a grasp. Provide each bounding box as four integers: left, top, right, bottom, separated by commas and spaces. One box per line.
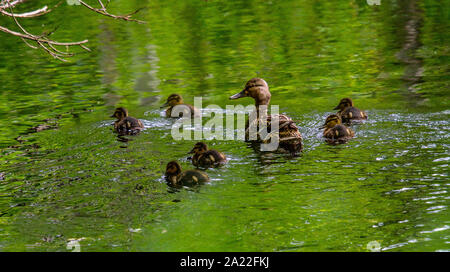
247, 142, 302, 166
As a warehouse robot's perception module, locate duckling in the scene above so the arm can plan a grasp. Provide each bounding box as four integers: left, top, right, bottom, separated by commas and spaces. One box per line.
160, 94, 200, 118
320, 114, 355, 144
188, 142, 227, 169
165, 161, 210, 188
333, 98, 367, 123
229, 78, 303, 154
111, 107, 144, 135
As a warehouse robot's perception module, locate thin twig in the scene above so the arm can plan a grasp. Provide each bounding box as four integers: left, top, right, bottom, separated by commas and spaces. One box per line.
0, 5, 50, 18
0, 0, 26, 9
0, 0, 145, 61
97, 0, 106, 11
0, 25, 90, 46
20, 37, 38, 49
79, 0, 146, 24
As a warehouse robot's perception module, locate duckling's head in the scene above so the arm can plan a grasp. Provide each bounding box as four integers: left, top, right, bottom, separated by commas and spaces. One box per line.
320, 114, 342, 129
111, 107, 128, 120
230, 78, 271, 106
165, 161, 182, 176
333, 98, 354, 111
188, 142, 208, 155
161, 94, 184, 108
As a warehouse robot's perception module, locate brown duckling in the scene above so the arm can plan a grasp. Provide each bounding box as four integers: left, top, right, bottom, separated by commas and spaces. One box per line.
111, 107, 144, 135
229, 78, 303, 154
321, 114, 355, 144
161, 94, 200, 118
188, 142, 227, 169
165, 161, 210, 188
333, 98, 367, 123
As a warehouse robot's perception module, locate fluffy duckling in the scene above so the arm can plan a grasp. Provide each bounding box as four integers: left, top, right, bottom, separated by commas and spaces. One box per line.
111, 107, 144, 135
230, 78, 303, 154
160, 94, 200, 118
188, 142, 227, 169
333, 98, 367, 123
165, 161, 210, 188
321, 114, 355, 144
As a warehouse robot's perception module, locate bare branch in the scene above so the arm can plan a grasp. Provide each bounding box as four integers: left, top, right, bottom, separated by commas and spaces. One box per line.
0, 24, 89, 63
0, 0, 145, 61
0, 25, 90, 47
37, 40, 69, 62
0, 0, 26, 9
0, 5, 51, 18
79, 0, 146, 24
0, 0, 90, 60
97, 0, 106, 11
20, 36, 38, 49
80, 44, 91, 52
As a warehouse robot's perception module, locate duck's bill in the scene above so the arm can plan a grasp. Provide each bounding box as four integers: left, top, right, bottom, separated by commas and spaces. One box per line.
187, 149, 195, 154
333, 105, 340, 110
160, 102, 169, 108
110, 114, 116, 117
229, 89, 246, 100
319, 124, 326, 129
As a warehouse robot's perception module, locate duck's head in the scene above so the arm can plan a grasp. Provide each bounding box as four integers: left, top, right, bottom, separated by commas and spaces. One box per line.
333, 98, 354, 111
188, 142, 208, 155
165, 161, 182, 177
111, 107, 128, 119
320, 114, 342, 129
230, 78, 271, 106
161, 94, 184, 108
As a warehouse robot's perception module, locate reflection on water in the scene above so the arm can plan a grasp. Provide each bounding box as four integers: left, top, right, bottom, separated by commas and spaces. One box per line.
0, 0, 449, 251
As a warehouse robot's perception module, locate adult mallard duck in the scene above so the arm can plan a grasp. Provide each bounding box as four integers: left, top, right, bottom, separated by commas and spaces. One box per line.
160, 94, 200, 118
229, 78, 303, 155
320, 114, 355, 144
165, 161, 210, 188
333, 98, 367, 123
188, 142, 227, 169
111, 107, 144, 135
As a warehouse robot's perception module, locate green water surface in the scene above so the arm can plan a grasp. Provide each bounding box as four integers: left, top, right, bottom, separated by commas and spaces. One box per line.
0, 0, 449, 251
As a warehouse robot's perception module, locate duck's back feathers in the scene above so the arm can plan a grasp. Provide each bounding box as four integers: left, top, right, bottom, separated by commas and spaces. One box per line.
323, 124, 355, 144
114, 116, 144, 135
339, 107, 367, 123
246, 114, 303, 154
192, 150, 227, 168
177, 170, 210, 186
